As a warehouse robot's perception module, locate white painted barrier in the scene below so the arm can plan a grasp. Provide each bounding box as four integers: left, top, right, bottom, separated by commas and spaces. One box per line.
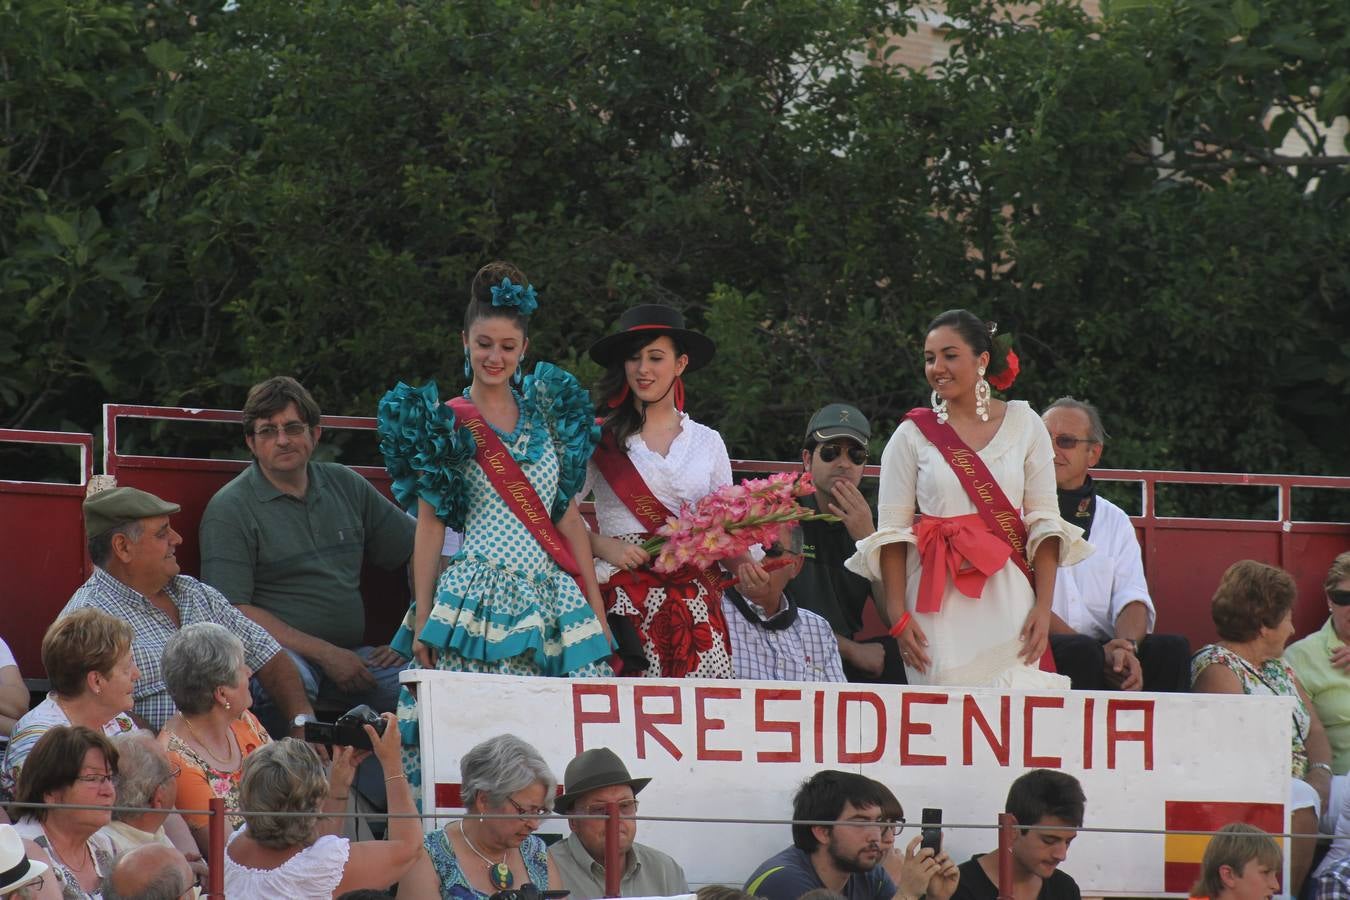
402, 672, 1293, 896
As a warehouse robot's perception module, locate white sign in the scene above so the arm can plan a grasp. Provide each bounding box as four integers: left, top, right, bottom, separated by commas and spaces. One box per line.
403, 672, 1292, 896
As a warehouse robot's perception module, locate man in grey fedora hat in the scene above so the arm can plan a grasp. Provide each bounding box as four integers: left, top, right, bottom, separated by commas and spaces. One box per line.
61, 484, 313, 734
548, 747, 688, 900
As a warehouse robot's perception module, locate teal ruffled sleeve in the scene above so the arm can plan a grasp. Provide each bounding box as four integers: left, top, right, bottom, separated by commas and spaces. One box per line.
525, 362, 599, 519
376, 381, 477, 531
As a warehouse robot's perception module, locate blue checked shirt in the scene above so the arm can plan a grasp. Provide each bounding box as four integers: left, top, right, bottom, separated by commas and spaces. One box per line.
1317, 858, 1350, 900
62, 568, 282, 730
722, 590, 847, 682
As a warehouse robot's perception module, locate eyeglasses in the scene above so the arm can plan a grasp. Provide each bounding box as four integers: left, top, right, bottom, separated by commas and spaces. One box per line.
882, 819, 906, 837
817, 443, 868, 466
839, 815, 891, 833
763, 544, 796, 559
1329, 590, 1350, 607
74, 773, 118, 787
505, 796, 550, 819
253, 421, 309, 440
1052, 434, 1098, 450
582, 798, 640, 817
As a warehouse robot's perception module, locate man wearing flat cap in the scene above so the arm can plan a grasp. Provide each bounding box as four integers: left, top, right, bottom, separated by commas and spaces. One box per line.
793, 404, 906, 684
60, 485, 313, 733
548, 747, 688, 899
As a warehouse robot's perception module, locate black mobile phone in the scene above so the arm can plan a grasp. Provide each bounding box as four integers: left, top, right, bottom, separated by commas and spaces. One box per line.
920, 807, 943, 854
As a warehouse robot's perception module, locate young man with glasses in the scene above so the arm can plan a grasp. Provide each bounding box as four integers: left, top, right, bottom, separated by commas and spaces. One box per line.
791, 404, 906, 684
1041, 398, 1190, 692
746, 770, 958, 900
548, 748, 688, 900
199, 376, 417, 736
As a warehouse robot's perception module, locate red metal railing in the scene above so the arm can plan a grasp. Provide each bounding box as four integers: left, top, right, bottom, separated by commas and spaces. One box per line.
0, 427, 93, 678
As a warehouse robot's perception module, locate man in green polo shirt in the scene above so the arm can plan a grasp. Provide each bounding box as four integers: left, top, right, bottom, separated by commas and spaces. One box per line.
199, 376, 415, 731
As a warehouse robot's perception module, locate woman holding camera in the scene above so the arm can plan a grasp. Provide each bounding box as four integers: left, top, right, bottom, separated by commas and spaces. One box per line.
158, 623, 273, 854
224, 715, 421, 898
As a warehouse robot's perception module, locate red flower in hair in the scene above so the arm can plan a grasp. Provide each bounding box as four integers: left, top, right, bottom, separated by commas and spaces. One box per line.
988, 349, 1020, 391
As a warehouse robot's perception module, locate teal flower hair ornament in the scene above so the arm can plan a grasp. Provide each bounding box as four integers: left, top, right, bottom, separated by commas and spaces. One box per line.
490, 277, 539, 317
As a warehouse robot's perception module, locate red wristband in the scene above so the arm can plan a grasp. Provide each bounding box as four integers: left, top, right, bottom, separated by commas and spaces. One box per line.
888, 612, 912, 638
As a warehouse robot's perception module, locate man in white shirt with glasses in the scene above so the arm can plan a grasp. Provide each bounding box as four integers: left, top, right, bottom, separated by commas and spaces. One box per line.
1043, 398, 1189, 692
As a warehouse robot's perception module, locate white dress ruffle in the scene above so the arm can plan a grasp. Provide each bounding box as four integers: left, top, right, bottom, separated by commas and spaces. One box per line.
845, 401, 1091, 688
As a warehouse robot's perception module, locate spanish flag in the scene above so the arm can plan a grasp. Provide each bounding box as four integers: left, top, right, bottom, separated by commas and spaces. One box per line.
1163, 801, 1284, 892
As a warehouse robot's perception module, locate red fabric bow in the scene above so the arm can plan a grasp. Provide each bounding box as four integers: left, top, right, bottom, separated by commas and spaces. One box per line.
914, 514, 1012, 614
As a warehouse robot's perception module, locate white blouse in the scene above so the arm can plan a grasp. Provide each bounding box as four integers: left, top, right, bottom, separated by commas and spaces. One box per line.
584, 413, 733, 536
224, 828, 349, 899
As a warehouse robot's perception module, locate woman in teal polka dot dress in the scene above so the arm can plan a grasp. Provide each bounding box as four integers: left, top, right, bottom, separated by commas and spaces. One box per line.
377, 262, 614, 791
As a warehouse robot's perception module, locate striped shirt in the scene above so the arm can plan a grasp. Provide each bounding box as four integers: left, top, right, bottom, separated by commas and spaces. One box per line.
61, 568, 282, 730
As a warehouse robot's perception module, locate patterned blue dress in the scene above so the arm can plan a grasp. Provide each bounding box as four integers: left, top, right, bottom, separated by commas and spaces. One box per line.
378, 364, 613, 787
423, 831, 551, 900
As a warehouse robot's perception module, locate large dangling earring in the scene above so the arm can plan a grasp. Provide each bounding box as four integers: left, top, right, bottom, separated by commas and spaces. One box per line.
512, 362, 524, 387
463, 349, 472, 380
975, 366, 990, 422
931, 390, 949, 424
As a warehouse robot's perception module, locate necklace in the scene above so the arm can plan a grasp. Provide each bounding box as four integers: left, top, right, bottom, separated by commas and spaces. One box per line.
181, 716, 238, 768
459, 820, 513, 889
41, 823, 94, 885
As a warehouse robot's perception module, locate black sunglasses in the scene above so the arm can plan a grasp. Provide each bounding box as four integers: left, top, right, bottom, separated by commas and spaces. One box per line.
1053, 434, 1098, 450
818, 443, 867, 465
1329, 590, 1350, 607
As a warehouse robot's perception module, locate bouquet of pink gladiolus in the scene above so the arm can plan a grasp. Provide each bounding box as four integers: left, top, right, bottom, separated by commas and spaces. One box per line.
641, 472, 839, 574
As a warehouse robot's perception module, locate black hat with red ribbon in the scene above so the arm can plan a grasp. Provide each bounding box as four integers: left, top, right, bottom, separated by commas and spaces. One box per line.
587, 304, 717, 373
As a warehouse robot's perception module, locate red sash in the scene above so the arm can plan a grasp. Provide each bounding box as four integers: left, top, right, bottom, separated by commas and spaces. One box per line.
591, 429, 723, 598
448, 396, 584, 586
904, 408, 1056, 672
591, 431, 676, 532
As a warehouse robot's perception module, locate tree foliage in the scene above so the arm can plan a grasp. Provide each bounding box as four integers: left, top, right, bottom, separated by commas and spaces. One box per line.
2, 0, 1347, 487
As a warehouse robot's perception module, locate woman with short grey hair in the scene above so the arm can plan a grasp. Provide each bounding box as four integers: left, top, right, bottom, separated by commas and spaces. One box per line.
224, 717, 422, 898
400, 734, 562, 898
157, 623, 272, 856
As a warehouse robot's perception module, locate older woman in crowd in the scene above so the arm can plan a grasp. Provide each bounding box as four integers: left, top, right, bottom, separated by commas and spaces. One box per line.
399, 734, 561, 898
223, 714, 421, 898
157, 622, 271, 856
1191, 560, 1349, 893
11, 727, 118, 899
1286, 552, 1350, 772
1, 612, 137, 804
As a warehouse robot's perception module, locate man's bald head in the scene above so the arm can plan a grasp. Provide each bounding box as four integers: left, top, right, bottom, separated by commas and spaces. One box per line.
105, 843, 192, 900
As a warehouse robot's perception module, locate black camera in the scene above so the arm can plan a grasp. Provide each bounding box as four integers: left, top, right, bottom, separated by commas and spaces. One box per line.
488, 887, 569, 900
302, 704, 386, 751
